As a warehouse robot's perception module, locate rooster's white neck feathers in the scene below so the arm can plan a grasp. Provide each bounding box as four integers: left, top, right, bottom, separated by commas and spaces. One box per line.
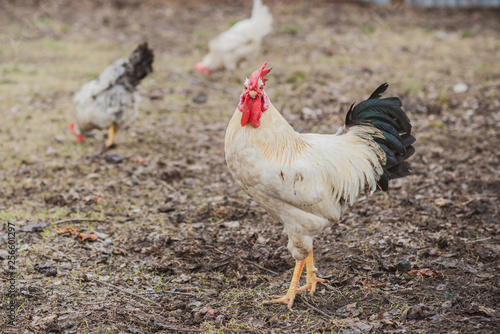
226, 100, 309, 166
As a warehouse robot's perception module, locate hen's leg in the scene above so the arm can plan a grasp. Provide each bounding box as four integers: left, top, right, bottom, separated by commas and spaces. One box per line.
297, 250, 324, 293
262, 258, 305, 310
105, 123, 117, 148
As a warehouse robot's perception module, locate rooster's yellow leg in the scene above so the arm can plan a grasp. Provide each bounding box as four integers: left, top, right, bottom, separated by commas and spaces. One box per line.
105, 123, 117, 148
297, 250, 324, 293
262, 258, 305, 310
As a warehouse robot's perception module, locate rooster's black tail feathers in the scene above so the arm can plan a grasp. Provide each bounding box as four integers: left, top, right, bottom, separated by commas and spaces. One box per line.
345, 83, 415, 191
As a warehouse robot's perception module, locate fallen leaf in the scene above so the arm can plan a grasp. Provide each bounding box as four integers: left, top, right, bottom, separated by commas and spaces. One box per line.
0, 250, 9, 259
132, 156, 148, 164
76, 233, 98, 241
216, 314, 225, 325
360, 280, 386, 287
34, 262, 57, 277
56, 226, 78, 236
194, 307, 218, 322
222, 221, 240, 228
336, 302, 360, 317
442, 171, 455, 183
333, 317, 372, 332
20, 222, 47, 232
31, 314, 57, 328
477, 305, 498, 317
188, 300, 202, 307
92, 195, 105, 204
105, 153, 123, 164
434, 197, 450, 207
370, 311, 385, 321
388, 258, 411, 272
400, 307, 410, 323
173, 273, 191, 283
408, 268, 442, 278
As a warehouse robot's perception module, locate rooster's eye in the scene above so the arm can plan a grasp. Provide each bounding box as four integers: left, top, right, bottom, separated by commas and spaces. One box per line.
260, 86, 263, 90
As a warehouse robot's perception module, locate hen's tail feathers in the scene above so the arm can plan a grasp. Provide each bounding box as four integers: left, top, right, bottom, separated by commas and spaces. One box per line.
251, 0, 273, 36
117, 42, 154, 90
251, 0, 265, 17
345, 83, 416, 191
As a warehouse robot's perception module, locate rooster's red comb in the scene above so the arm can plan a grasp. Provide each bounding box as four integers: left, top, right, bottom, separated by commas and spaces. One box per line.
248, 62, 272, 88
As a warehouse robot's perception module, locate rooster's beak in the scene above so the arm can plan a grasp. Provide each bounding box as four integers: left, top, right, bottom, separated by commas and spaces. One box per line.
249, 90, 257, 98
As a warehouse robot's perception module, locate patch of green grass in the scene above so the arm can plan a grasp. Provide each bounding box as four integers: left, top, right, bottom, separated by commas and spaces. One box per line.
41, 228, 55, 240
0, 207, 71, 222
36, 16, 71, 33
12, 31, 25, 41
227, 318, 246, 331
200, 322, 225, 334
193, 28, 214, 37
462, 29, 473, 38
333, 56, 351, 66
278, 25, 300, 35
472, 61, 500, 81
192, 42, 206, 50
428, 119, 444, 129
399, 78, 423, 95
318, 55, 332, 65
360, 25, 376, 35
287, 71, 306, 83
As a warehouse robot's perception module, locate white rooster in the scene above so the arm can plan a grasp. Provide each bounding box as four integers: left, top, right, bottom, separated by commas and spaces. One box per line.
225, 63, 416, 309
71, 42, 154, 148
194, 0, 273, 74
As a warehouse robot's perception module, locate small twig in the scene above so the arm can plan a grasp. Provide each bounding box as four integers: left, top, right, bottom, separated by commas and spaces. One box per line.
142, 290, 197, 297
160, 326, 201, 332
322, 282, 349, 303
211, 261, 231, 271
206, 244, 228, 255
93, 279, 162, 307
242, 259, 279, 276
412, 184, 430, 192
54, 218, 108, 225
164, 183, 178, 194
206, 244, 279, 276
77, 301, 109, 306
164, 290, 197, 296
302, 299, 332, 319
464, 236, 492, 244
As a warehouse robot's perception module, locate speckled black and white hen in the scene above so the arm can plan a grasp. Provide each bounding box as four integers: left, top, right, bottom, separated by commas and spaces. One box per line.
71, 42, 154, 147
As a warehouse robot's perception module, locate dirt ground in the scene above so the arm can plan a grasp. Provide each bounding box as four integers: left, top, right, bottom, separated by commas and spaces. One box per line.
0, 0, 499, 333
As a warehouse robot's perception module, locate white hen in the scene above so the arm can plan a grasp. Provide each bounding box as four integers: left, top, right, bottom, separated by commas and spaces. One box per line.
71, 42, 154, 147
195, 0, 273, 74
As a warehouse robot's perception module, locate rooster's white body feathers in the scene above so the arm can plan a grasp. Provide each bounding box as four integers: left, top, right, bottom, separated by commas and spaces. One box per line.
225, 101, 386, 260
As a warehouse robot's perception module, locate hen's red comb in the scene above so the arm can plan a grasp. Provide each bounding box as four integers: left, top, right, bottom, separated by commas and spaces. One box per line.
248, 62, 272, 88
